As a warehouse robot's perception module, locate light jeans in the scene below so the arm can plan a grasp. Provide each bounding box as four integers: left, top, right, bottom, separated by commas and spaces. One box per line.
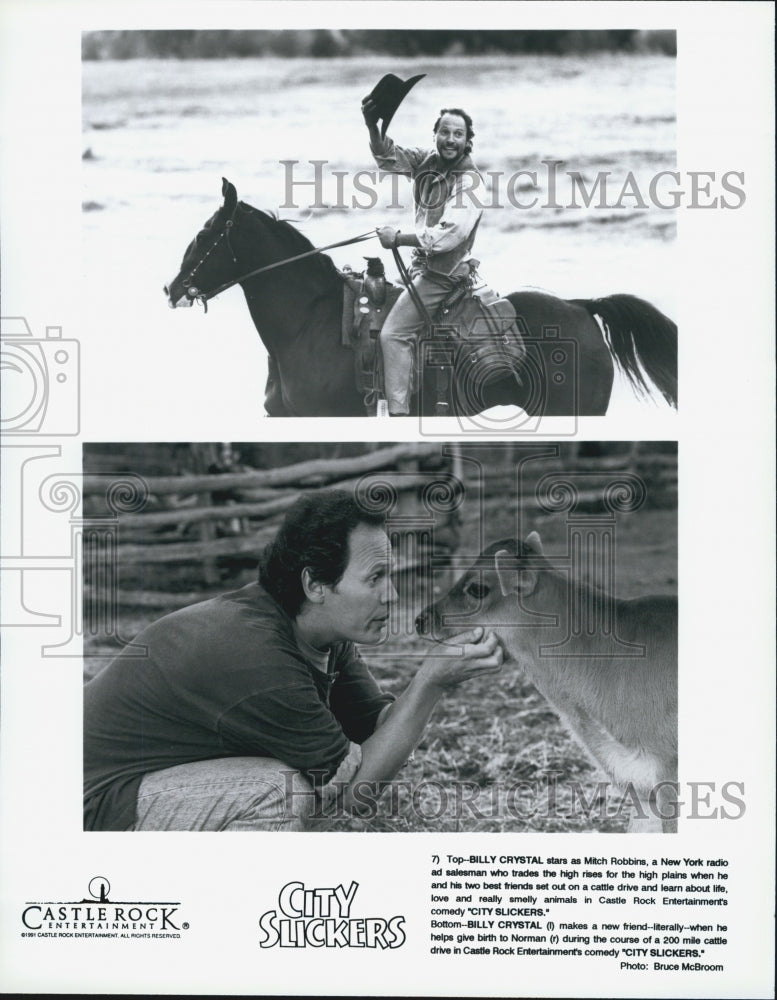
379, 271, 456, 415
132, 757, 317, 832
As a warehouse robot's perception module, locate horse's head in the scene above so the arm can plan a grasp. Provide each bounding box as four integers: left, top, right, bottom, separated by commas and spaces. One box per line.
165, 180, 338, 315
164, 178, 240, 309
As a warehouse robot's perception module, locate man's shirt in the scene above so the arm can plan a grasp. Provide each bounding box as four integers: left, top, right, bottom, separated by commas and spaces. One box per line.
83, 582, 393, 830
370, 135, 483, 274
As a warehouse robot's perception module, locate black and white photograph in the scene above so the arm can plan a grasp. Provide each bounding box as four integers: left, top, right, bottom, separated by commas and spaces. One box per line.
79, 24, 679, 430
0, 2, 774, 997
81, 441, 678, 835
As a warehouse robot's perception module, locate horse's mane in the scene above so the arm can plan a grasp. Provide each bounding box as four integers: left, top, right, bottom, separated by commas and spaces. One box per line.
238, 202, 341, 285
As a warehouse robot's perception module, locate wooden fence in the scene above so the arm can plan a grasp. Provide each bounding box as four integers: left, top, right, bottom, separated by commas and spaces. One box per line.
82, 443, 462, 609
81, 442, 677, 612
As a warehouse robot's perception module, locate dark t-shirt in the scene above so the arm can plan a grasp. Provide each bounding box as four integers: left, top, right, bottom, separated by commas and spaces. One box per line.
83, 583, 393, 830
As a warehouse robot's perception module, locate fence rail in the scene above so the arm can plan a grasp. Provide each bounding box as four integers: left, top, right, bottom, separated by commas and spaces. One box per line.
82, 443, 676, 610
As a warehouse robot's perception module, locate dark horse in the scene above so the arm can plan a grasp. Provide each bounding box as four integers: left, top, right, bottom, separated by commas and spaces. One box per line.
164, 179, 677, 417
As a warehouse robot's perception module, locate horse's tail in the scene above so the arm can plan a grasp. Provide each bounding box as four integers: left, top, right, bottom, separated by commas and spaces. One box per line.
572, 294, 678, 408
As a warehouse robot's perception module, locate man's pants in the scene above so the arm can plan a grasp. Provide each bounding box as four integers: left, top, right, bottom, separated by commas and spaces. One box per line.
379, 271, 456, 415
132, 757, 317, 831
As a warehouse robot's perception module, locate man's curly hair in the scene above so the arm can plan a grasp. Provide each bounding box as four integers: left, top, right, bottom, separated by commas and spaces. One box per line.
433, 107, 475, 153
258, 489, 385, 618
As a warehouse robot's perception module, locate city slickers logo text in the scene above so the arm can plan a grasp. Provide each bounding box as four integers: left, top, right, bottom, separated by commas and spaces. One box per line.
258, 881, 406, 949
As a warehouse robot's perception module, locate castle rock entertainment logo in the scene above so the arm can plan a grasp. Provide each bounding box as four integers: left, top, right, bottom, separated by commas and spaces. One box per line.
20, 876, 188, 940
259, 880, 406, 949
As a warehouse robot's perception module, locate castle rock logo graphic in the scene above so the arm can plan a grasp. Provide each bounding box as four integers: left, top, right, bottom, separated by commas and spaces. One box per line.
20, 876, 188, 940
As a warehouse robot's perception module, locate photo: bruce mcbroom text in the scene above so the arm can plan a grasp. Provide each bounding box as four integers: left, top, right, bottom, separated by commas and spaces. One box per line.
429, 854, 729, 973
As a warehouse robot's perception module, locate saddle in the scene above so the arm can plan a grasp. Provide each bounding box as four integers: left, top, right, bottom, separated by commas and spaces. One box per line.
340, 258, 525, 414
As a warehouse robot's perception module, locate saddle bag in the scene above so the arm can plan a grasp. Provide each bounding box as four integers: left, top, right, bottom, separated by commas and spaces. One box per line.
438, 284, 526, 378
340, 259, 402, 407
340, 260, 526, 413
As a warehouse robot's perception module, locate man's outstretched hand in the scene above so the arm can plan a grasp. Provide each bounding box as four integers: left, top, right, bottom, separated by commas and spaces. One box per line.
419, 627, 505, 692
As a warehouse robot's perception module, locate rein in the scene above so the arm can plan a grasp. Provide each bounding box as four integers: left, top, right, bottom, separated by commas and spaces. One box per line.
392, 246, 432, 326
192, 228, 380, 306
183, 212, 430, 328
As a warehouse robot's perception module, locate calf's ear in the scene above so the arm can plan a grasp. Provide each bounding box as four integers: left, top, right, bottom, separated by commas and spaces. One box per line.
525, 531, 544, 554
494, 549, 538, 599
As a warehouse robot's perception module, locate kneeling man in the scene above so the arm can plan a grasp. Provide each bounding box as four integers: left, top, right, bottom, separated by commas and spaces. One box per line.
84, 489, 502, 831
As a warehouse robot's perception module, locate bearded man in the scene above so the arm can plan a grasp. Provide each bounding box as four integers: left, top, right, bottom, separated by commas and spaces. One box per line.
362, 97, 483, 415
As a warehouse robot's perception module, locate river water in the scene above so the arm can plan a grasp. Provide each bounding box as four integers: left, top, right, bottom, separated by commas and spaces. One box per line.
81, 53, 677, 423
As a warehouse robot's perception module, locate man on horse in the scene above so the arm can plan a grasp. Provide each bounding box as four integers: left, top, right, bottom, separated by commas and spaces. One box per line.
83, 489, 503, 830
362, 89, 484, 415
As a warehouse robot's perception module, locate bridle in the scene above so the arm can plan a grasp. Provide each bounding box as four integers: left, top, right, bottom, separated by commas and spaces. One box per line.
180, 200, 241, 312
181, 223, 238, 312
179, 205, 379, 312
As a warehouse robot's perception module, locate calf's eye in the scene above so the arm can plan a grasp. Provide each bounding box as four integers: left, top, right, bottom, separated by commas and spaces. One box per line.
465, 580, 489, 600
